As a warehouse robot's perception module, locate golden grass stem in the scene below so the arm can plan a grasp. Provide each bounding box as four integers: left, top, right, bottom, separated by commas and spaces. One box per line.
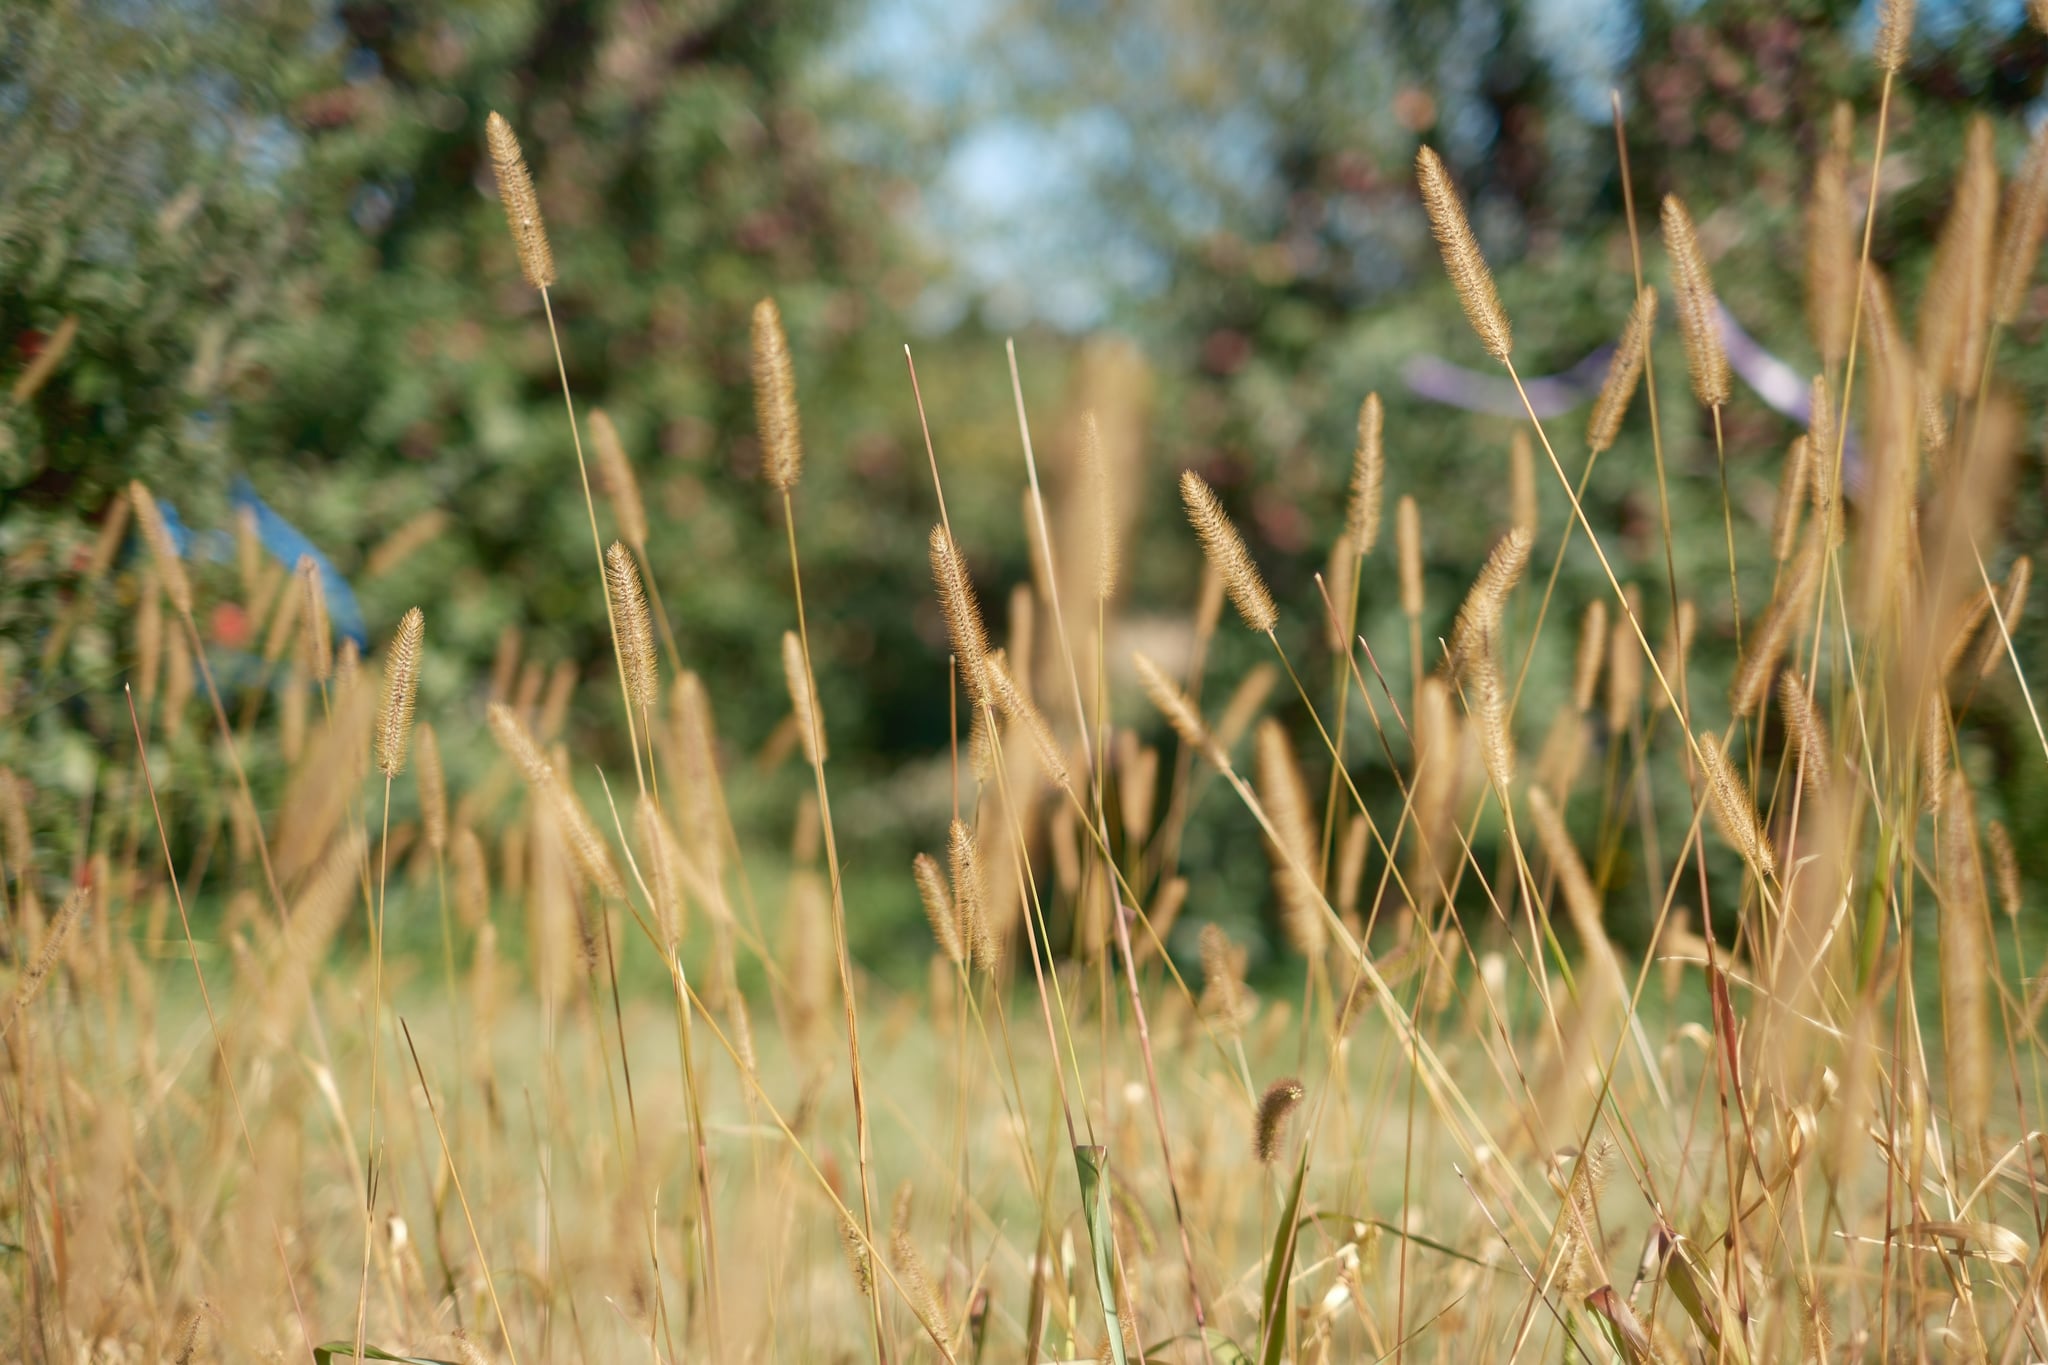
123, 686, 318, 1365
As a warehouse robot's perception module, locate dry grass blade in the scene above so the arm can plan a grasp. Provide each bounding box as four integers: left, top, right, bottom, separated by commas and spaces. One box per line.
1938, 774, 1992, 1153
1975, 555, 2030, 678
783, 629, 827, 767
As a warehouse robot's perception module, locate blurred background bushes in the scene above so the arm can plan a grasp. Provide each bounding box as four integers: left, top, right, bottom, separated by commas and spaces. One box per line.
5, 0, 2048, 974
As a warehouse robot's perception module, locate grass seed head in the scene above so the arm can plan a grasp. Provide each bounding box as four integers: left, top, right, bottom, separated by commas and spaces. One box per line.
1416, 145, 1511, 360
1347, 392, 1384, 553
1698, 733, 1776, 879
605, 542, 658, 711
1397, 495, 1424, 619
1255, 719, 1324, 959
416, 722, 448, 853
485, 111, 555, 289
1661, 195, 1730, 408
129, 481, 191, 618
929, 525, 995, 708
1180, 470, 1276, 633
751, 298, 803, 491
1586, 287, 1657, 454
589, 410, 647, 550
375, 607, 425, 778
1253, 1078, 1306, 1163
1875, 0, 1916, 73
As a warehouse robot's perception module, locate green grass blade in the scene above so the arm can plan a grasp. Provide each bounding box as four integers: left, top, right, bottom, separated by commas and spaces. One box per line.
1075, 1144, 1130, 1365
1256, 1153, 1308, 1365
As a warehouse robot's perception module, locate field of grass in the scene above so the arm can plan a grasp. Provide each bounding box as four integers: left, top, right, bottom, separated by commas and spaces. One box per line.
15, 6, 2048, 1360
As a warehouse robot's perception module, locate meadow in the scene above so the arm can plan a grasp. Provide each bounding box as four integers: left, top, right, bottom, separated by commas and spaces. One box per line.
13, 2, 2048, 1361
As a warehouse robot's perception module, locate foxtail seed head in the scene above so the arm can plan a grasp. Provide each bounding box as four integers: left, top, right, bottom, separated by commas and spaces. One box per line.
1586, 287, 1657, 453
605, 542, 658, 711
1698, 733, 1776, 878
1661, 195, 1730, 408
416, 722, 448, 853
1133, 651, 1217, 763
912, 852, 963, 966
782, 630, 826, 766
129, 481, 191, 618
589, 410, 647, 551
1397, 495, 1423, 619
1807, 106, 1856, 366
296, 556, 332, 682
947, 817, 994, 970
929, 525, 994, 707
1572, 600, 1607, 716
1416, 146, 1511, 360
751, 298, 803, 491
1253, 1078, 1306, 1164
1347, 393, 1384, 553
1081, 410, 1118, 603
1509, 431, 1536, 539
484, 112, 555, 290
1180, 471, 1276, 633
1875, 0, 1916, 73
1996, 121, 2048, 325
1448, 526, 1532, 674
374, 607, 424, 778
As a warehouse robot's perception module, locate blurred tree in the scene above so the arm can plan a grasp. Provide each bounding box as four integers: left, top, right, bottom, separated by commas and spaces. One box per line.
0, 2, 974, 802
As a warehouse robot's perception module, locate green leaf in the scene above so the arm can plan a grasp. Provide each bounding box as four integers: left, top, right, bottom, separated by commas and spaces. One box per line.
1303, 1211, 1504, 1272
1074, 1144, 1129, 1365
1256, 1153, 1308, 1365
312, 1344, 460, 1365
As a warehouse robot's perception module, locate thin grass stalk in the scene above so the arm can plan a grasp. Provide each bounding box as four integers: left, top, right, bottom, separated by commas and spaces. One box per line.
123, 687, 318, 1365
